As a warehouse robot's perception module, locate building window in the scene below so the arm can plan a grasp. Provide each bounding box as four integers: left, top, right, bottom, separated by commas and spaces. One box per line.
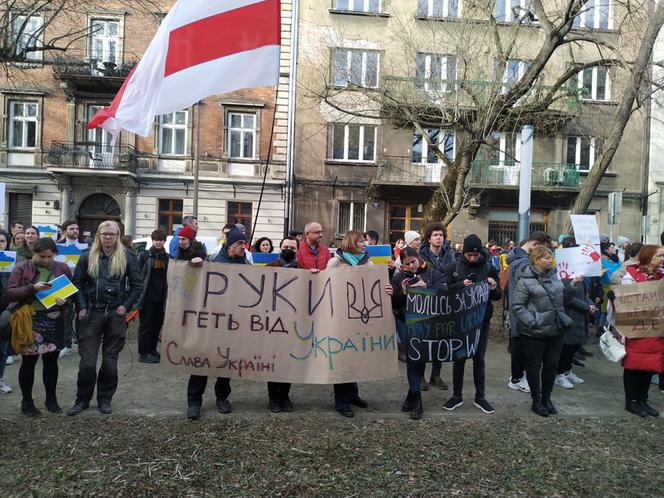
158, 199, 183, 233
87, 104, 113, 153
412, 129, 455, 164
227, 201, 252, 233
498, 59, 530, 93
573, 0, 612, 29
90, 19, 120, 74
416, 54, 456, 92
227, 112, 257, 159
417, 0, 460, 18
11, 15, 43, 61
566, 136, 603, 172
495, 0, 538, 23
388, 205, 422, 244
487, 132, 521, 165
334, 0, 381, 13
8, 101, 38, 149
577, 67, 610, 101
338, 201, 366, 234
330, 123, 377, 162
333, 48, 380, 88
159, 111, 188, 155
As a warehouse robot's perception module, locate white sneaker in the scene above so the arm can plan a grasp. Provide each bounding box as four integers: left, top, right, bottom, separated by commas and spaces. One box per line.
59, 347, 72, 358
555, 374, 574, 389
565, 371, 584, 384
508, 376, 531, 393
0, 379, 12, 394
5, 355, 13, 365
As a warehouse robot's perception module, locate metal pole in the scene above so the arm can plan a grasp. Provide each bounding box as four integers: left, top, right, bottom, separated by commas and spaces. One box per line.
192, 103, 201, 218
284, 0, 300, 236
517, 125, 533, 243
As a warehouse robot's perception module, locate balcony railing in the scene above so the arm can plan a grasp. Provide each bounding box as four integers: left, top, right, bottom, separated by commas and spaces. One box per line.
375, 156, 446, 185
470, 159, 580, 189
44, 141, 138, 173
52, 57, 136, 78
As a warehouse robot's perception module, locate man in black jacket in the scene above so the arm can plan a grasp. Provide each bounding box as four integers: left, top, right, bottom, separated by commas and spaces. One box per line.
136, 229, 169, 364
68, 221, 142, 416
440, 234, 502, 414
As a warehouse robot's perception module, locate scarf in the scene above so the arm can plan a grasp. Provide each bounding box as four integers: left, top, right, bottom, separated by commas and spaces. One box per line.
341, 251, 365, 266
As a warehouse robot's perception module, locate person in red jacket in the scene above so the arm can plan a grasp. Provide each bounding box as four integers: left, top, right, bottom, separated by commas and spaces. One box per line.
619, 244, 664, 417
296, 222, 331, 272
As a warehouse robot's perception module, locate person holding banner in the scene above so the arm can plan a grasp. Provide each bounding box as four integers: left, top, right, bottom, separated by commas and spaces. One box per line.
511, 245, 571, 417
186, 228, 247, 419
618, 245, 664, 417
6, 238, 72, 416
68, 221, 142, 417
440, 235, 502, 414
16, 226, 39, 262
252, 237, 274, 254
296, 222, 330, 272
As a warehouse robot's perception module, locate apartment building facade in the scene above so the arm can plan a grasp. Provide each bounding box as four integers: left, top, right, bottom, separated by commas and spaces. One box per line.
292, 0, 649, 245
1, 1, 294, 242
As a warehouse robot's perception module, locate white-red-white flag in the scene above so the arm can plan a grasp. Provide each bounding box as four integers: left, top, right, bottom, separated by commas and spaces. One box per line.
88, 0, 281, 137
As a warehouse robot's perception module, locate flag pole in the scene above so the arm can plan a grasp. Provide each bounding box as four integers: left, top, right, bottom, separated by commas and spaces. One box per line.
193, 102, 201, 218
250, 86, 279, 245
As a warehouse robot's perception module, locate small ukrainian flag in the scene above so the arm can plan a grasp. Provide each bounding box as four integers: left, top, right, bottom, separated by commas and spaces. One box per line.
366, 245, 392, 265
35, 275, 79, 309
56, 244, 82, 267
0, 251, 17, 273
252, 253, 280, 266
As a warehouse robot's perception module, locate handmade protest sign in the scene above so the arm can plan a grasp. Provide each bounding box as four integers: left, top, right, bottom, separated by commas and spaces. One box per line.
55, 244, 85, 268
405, 282, 490, 362
612, 280, 664, 338
0, 251, 17, 273
366, 245, 392, 265
161, 262, 398, 383
35, 275, 79, 309
37, 225, 59, 241
570, 215, 601, 246
555, 245, 602, 279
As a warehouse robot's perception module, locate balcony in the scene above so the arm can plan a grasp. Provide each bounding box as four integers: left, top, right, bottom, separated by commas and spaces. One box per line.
44, 141, 138, 174
374, 156, 445, 185
470, 159, 580, 190
52, 58, 136, 97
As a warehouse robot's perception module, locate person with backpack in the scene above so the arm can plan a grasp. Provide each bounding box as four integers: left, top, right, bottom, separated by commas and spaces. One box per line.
439, 235, 502, 414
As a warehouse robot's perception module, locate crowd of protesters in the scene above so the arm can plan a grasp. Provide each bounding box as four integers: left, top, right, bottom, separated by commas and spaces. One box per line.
0, 216, 662, 421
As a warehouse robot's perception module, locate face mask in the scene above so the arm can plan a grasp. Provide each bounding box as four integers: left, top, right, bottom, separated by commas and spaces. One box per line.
281, 249, 296, 262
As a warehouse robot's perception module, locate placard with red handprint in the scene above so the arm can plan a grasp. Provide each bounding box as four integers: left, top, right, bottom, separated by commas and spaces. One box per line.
555, 245, 602, 280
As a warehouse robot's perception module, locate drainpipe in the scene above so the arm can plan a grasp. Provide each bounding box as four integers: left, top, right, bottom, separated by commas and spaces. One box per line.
284, 0, 299, 235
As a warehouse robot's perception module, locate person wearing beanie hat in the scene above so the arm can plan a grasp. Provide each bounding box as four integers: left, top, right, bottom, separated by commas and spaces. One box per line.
178, 226, 195, 240
439, 234, 502, 414
404, 230, 421, 250
210, 228, 248, 264
176, 226, 205, 261
616, 236, 630, 263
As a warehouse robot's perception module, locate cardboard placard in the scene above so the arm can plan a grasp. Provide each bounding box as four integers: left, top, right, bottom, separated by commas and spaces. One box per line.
612, 280, 664, 338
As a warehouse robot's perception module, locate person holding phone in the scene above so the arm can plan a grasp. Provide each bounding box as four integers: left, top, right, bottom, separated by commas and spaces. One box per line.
5, 238, 72, 417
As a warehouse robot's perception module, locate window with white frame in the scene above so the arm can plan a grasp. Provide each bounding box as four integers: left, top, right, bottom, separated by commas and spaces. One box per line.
566, 136, 603, 172
159, 111, 188, 155
334, 0, 381, 13
417, 0, 460, 18
228, 112, 257, 159
577, 66, 610, 101
573, 0, 612, 29
8, 101, 38, 149
330, 123, 377, 162
416, 53, 457, 92
495, 0, 538, 23
87, 104, 113, 153
498, 59, 530, 93
333, 48, 379, 88
11, 15, 43, 61
90, 19, 120, 71
487, 132, 521, 165
338, 201, 366, 234
412, 129, 455, 164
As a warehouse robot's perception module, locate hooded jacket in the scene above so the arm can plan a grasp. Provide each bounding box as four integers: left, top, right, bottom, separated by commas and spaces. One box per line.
511, 264, 568, 338
419, 241, 455, 273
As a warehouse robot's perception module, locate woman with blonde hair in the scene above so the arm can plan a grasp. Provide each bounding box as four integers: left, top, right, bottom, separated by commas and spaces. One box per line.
16, 226, 40, 262
68, 220, 142, 416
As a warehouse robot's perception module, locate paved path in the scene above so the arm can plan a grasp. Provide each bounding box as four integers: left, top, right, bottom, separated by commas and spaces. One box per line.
0, 331, 653, 420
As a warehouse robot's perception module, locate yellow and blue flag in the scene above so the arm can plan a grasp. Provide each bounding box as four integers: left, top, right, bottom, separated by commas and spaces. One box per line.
252, 253, 280, 266
35, 275, 79, 309
37, 225, 59, 241
366, 245, 392, 265
0, 251, 17, 273
55, 244, 83, 268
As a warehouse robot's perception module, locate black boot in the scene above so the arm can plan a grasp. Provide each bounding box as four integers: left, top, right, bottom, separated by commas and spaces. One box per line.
410, 392, 423, 420
531, 397, 549, 417
541, 396, 558, 415
625, 399, 647, 418
21, 400, 42, 418
402, 390, 415, 412
641, 401, 660, 417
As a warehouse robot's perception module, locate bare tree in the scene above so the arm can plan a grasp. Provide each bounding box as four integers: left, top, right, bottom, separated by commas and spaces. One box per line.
300, 0, 650, 226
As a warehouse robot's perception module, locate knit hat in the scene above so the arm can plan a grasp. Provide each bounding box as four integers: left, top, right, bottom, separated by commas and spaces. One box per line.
179, 226, 195, 240
225, 228, 247, 247
234, 223, 247, 234
404, 230, 420, 247
462, 234, 483, 253
616, 236, 630, 247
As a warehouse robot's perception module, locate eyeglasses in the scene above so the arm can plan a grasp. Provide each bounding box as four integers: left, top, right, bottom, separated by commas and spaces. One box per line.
100, 233, 119, 238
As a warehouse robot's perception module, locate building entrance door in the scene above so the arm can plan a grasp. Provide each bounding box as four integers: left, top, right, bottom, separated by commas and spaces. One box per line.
388, 204, 423, 244
77, 193, 123, 238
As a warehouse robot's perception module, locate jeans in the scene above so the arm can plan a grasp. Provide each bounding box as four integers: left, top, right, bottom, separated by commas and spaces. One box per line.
623, 369, 653, 403
407, 360, 426, 393
557, 344, 579, 374
19, 351, 59, 403
138, 301, 164, 356
452, 326, 489, 399
187, 375, 231, 406
63, 305, 75, 348
74, 310, 127, 405
509, 335, 527, 381
267, 382, 291, 401
333, 382, 359, 410
396, 318, 406, 345
521, 334, 564, 401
